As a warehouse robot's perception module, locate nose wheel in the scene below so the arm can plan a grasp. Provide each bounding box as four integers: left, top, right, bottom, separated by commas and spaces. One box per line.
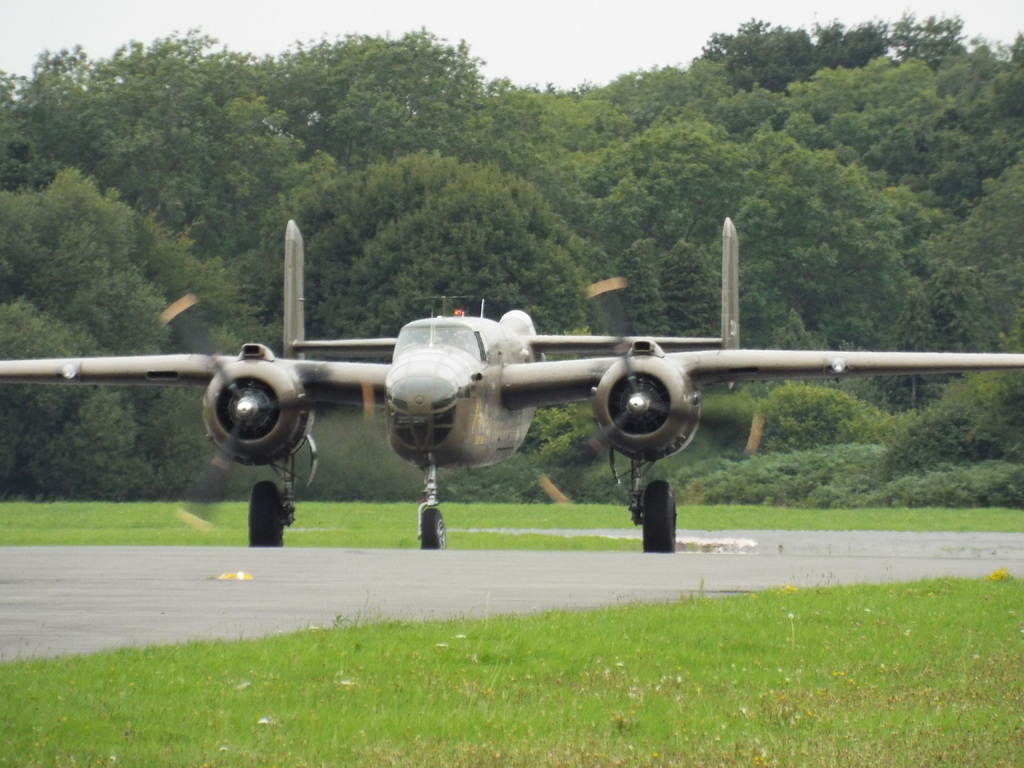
419, 503, 446, 550
418, 464, 446, 550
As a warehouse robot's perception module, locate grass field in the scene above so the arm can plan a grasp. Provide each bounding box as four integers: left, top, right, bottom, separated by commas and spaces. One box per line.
2, 502, 1022, 765
0, 576, 1021, 766
1, 501, 1023, 548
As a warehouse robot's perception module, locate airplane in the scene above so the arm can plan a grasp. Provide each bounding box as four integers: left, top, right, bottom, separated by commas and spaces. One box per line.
4, 217, 1024, 553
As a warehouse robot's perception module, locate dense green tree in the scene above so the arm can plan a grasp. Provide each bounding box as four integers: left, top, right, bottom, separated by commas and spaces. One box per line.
270, 31, 485, 168
992, 35, 1024, 121
785, 48, 1020, 214
0, 173, 219, 499
890, 14, 967, 69
596, 61, 734, 130
700, 19, 890, 93
290, 154, 589, 337
0, 300, 208, 500
737, 132, 908, 348
812, 20, 890, 70
784, 57, 956, 199
0, 72, 54, 192
0, 170, 164, 353
655, 238, 720, 336
9, 34, 304, 260
12, 48, 97, 173
770, 308, 825, 350
705, 86, 791, 139
922, 160, 1024, 342
579, 120, 743, 335
584, 120, 744, 252
701, 20, 817, 92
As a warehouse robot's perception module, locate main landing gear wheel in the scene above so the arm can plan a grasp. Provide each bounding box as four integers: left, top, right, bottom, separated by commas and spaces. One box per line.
249, 480, 285, 547
641, 480, 677, 554
420, 506, 446, 550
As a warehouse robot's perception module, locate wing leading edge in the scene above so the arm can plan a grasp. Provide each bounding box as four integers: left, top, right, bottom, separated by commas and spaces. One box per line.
0, 353, 391, 409
681, 349, 1024, 386
498, 348, 1024, 411
0, 354, 213, 386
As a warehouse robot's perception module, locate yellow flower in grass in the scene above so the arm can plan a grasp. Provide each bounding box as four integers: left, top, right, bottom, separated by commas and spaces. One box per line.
987, 567, 1012, 582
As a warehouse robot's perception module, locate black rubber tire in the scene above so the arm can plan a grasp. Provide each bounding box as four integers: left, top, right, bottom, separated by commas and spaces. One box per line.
641, 480, 677, 554
249, 480, 285, 547
420, 507, 446, 550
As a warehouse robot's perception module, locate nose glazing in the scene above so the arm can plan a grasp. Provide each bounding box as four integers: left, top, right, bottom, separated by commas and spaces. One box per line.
387, 369, 461, 451
388, 376, 459, 416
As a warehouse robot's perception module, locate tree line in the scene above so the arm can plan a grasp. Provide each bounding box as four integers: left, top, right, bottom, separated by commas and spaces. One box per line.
1, 15, 1023, 503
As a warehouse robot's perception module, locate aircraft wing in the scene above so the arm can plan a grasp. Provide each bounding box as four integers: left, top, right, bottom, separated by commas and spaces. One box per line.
291, 339, 396, 359
680, 349, 1024, 386
0, 354, 392, 407
500, 348, 1024, 410
291, 360, 391, 406
501, 357, 615, 409
0, 354, 214, 386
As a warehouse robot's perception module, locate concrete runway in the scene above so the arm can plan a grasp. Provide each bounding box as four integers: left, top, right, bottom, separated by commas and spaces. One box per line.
2, 529, 1023, 662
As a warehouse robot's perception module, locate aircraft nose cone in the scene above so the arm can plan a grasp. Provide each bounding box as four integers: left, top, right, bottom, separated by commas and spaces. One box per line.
386, 362, 464, 453
388, 375, 459, 415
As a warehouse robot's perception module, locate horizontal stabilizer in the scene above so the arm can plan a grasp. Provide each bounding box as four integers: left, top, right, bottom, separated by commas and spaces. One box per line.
528, 335, 722, 357
292, 339, 397, 358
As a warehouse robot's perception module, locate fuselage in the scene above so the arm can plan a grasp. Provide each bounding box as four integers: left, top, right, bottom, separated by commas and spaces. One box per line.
385, 311, 539, 468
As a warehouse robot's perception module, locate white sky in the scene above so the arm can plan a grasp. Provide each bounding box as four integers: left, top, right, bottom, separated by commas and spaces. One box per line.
2, 1, 1022, 88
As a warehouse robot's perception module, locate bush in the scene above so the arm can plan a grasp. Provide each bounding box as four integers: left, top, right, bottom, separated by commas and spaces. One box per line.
683, 444, 885, 507
882, 375, 1021, 477
868, 461, 1024, 508
758, 382, 894, 452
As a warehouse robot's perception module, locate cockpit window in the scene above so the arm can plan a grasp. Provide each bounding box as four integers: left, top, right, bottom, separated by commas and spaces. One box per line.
394, 324, 485, 360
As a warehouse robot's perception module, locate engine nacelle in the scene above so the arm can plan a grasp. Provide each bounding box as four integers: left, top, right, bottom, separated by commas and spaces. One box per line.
202, 346, 313, 466
592, 351, 700, 462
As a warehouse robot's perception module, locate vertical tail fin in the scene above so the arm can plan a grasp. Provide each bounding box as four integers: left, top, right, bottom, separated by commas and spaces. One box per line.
720, 217, 740, 350
284, 220, 305, 359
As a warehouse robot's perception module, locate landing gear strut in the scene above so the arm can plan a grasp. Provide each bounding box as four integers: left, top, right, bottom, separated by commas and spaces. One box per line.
624, 457, 677, 554
418, 464, 446, 550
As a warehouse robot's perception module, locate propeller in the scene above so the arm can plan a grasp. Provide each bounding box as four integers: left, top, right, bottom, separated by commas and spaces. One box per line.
160, 293, 218, 356
161, 294, 314, 532
532, 277, 644, 501
583, 277, 750, 466
586, 277, 634, 342
585, 276, 673, 449
159, 294, 232, 530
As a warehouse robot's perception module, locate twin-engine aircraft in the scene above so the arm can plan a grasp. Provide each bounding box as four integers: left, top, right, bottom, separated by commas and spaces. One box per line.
4, 218, 1024, 552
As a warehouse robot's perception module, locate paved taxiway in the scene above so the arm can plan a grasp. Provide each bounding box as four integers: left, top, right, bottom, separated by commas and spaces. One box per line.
2, 529, 1023, 661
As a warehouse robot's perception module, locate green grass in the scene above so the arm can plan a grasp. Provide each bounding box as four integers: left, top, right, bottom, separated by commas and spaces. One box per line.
1, 576, 1021, 766
0, 502, 1022, 548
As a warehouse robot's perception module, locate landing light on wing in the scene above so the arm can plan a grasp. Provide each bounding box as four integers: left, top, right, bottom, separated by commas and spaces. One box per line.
828, 357, 849, 374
